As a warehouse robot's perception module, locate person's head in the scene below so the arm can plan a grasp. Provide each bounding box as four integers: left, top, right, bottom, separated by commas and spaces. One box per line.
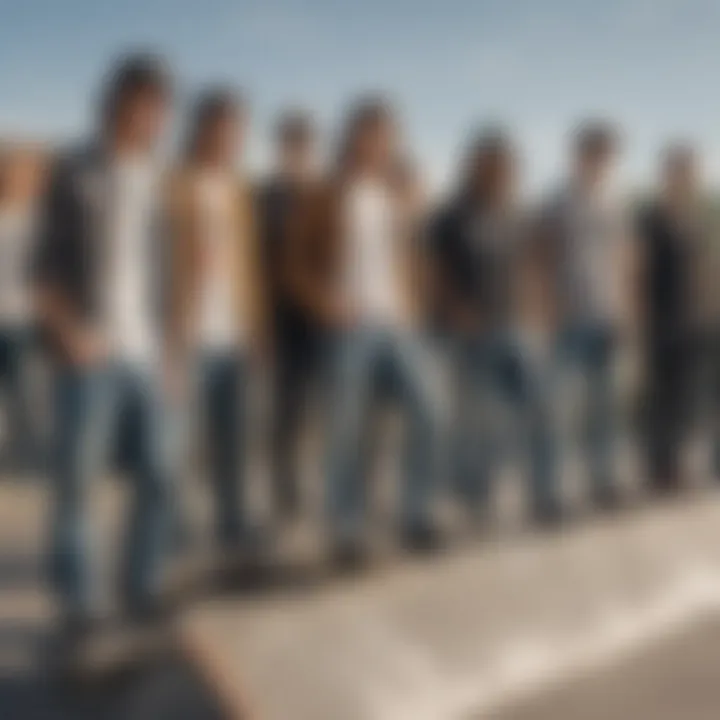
661, 143, 699, 205
459, 126, 516, 207
275, 110, 316, 179
186, 88, 246, 168
572, 121, 619, 191
100, 52, 172, 154
337, 96, 396, 178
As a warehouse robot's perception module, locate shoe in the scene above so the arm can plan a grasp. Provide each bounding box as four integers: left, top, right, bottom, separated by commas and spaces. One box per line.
330, 538, 369, 574
400, 521, 444, 555
592, 485, 625, 513
45, 610, 105, 686
124, 593, 178, 628
531, 501, 570, 530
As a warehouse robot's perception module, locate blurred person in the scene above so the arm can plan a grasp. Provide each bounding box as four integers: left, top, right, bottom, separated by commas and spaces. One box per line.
539, 122, 636, 511
638, 145, 702, 494
0, 146, 47, 473
33, 54, 175, 639
430, 128, 560, 526
167, 89, 265, 560
285, 98, 443, 566
257, 110, 320, 523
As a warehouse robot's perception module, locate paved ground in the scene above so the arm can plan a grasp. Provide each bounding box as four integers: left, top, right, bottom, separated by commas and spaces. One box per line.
492, 614, 720, 720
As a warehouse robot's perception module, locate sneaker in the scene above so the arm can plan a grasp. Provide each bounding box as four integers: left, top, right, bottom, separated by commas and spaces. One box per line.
329, 537, 369, 574
400, 521, 444, 555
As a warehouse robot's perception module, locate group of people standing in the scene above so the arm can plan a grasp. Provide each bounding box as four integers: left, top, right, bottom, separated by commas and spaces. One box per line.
0, 52, 712, 641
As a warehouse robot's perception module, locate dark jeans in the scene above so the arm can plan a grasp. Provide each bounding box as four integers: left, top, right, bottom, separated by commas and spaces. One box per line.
271, 322, 323, 519
198, 351, 247, 547
0, 326, 39, 473
645, 335, 690, 487
690, 328, 720, 477
48, 361, 172, 616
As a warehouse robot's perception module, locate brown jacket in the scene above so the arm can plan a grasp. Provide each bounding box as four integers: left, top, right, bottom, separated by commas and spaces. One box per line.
166, 167, 266, 354
283, 178, 426, 328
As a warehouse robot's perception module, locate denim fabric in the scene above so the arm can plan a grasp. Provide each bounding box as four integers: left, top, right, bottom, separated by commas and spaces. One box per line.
555, 323, 618, 495
0, 326, 42, 473
48, 361, 172, 615
453, 331, 558, 514
197, 352, 247, 547
326, 327, 442, 539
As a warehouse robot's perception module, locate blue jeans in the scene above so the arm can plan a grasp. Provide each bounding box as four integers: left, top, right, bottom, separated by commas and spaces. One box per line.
556, 323, 617, 496
454, 332, 558, 514
197, 352, 247, 547
326, 327, 442, 539
0, 326, 41, 473
48, 361, 172, 615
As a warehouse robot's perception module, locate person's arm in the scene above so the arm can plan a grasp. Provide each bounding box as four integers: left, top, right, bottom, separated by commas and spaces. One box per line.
242, 182, 271, 361
616, 205, 643, 340
164, 171, 202, 362
523, 205, 561, 335
428, 210, 484, 335
282, 184, 343, 327
32, 156, 103, 365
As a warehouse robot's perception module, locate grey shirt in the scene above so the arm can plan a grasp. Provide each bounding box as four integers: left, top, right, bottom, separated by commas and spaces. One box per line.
544, 182, 628, 326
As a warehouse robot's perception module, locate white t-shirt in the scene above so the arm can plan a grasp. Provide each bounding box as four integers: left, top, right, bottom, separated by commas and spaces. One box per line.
195, 171, 241, 351
342, 178, 405, 327
103, 158, 160, 363
0, 207, 36, 326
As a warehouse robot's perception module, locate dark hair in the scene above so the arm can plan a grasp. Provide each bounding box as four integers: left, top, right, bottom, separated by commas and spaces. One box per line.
574, 120, 619, 159
100, 52, 171, 129
276, 110, 314, 146
457, 124, 514, 203
336, 95, 394, 176
185, 87, 244, 161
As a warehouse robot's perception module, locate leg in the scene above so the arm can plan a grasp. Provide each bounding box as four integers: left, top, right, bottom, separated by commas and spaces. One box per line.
202, 355, 246, 548
393, 334, 444, 537
119, 365, 174, 606
585, 329, 618, 502
501, 340, 560, 517
47, 366, 115, 618
645, 340, 681, 490
3, 329, 39, 473
326, 332, 376, 544
452, 340, 495, 514
271, 334, 309, 520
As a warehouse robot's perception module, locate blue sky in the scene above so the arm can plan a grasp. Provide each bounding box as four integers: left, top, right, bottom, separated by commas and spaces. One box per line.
1, 0, 720, 192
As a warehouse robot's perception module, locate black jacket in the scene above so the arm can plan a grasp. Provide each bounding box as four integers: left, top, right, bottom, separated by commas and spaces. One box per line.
33, 143, 169, 357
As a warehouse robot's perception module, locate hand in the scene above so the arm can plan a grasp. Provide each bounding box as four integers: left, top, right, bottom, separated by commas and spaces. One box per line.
329, 300, 358, 331
67, 328, 107, 367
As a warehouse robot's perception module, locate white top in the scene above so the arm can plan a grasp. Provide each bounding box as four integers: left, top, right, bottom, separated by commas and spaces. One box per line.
342, 177, 405, 327
0, 207, 36, 326
102, 157, 160, 363
195, 171, 241, 351
551, 182, 627, 325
